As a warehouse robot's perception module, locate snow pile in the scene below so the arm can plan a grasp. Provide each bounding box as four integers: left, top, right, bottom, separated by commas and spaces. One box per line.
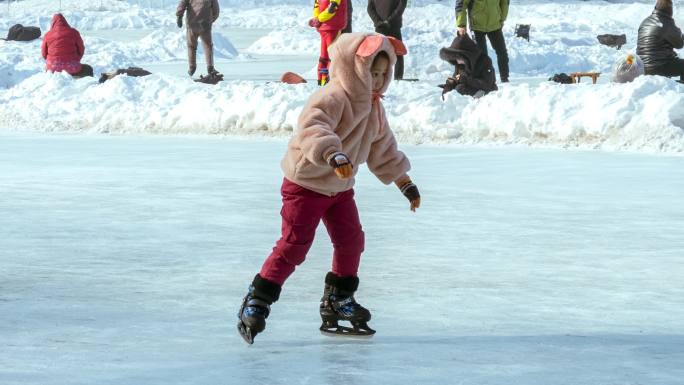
1, 71, 682, 152
1, 0, 684, 153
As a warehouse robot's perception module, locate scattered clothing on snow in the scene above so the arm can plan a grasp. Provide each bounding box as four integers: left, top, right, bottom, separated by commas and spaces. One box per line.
98, 67, 152, 83
636, 1, 684, 82
367, 0, 407, 79
439, 34, 498, 98
612, 54, 644, 83
41, 14, 85, 76
548, 73, 574, 84
597, 34, 626, 50
515, 24, 530, 41
3, 24, 41, 41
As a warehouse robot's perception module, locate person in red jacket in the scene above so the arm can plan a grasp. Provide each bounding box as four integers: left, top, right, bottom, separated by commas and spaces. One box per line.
41, 14, 85, 76
308, 0, 348, 85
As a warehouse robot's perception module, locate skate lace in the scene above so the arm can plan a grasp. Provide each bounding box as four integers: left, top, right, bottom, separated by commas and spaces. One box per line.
332, 295, 362, 315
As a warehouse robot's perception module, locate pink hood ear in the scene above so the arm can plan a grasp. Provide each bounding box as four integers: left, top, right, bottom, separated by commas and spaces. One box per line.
328, 33, 404, 100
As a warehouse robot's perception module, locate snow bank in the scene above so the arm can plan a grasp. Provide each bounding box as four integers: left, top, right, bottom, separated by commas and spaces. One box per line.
1, 71, 682, 152
2, 0, 684, 153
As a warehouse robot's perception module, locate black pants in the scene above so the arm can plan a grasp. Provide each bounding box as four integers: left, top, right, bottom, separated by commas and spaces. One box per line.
474, 29, 509, 82
375, 24, 404, 80
647, 58, 684, 82
342, 2, 352, 33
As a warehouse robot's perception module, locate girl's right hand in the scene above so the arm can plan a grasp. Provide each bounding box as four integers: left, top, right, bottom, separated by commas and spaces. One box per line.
327, 152, 354, 180
334, 164, 353, 179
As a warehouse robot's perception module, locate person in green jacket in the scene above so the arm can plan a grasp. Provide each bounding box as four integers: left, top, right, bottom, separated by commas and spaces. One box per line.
455, 0, 509, 82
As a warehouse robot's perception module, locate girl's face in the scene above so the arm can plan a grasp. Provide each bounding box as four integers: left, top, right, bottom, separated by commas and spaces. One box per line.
371, 54, 389, 92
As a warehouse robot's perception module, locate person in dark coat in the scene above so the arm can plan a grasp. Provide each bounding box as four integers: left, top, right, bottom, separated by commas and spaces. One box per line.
636, 0, 684, 82
438, 34, 497, 98
367, 0, 407, 80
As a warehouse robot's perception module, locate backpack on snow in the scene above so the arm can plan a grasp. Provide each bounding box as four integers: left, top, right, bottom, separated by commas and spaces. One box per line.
597, 34, 626, 50
549, 73, 574, 84
3, 24, 42, 41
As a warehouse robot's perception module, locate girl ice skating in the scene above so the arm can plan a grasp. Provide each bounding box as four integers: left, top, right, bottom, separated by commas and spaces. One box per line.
237, 32, 420, 344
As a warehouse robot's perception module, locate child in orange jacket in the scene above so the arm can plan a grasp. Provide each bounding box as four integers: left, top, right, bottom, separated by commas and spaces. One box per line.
308, 0, 348, 85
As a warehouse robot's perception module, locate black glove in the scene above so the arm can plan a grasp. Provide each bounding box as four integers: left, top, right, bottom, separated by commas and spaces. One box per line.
327, 152, 351, 169
399, 181, 420, 202
177, 15, 183, 28
438, 77, 458, 100
376, 20, 390, 32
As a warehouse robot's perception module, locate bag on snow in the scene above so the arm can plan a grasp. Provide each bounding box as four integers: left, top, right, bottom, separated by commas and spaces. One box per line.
99, 67, 152, 83
4, 24, 42, 41
611, 54, 644, 83
549, 73, 574, 84
597, 34, 626, 50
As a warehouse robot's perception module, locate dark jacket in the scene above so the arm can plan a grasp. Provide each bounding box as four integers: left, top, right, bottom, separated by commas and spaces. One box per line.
439, 34, 497, 97
367, 0, 407, 28
636, 10, 684, 70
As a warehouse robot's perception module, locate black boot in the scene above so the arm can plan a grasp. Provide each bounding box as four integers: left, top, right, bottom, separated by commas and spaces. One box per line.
237, 274, 281, 344
188, 65, 196, 77
319, 272, 375, 336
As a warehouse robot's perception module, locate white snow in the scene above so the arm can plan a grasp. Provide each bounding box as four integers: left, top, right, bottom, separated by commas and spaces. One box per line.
1, 134, 684, 385
2, 0, 684, 152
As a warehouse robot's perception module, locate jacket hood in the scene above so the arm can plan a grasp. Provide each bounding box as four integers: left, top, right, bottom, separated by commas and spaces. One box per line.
328, 32, 406, 100
51, 13, 71, 29
439, 34, 482, 71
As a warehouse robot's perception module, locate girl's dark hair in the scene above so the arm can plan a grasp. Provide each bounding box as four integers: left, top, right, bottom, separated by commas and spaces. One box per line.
655, 0, 673, 17
373, 51, 390, 64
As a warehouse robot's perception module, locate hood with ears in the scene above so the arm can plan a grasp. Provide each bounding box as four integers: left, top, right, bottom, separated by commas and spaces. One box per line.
327, 32, 407, 100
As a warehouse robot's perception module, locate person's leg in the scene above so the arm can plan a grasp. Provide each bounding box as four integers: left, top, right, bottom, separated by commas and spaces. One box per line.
322, 189, 365, 277
487, 29, 509, 82
342, 3, 352, 33
187, 28, 199, 76
387, 25, 404, 80
317, 30, 338, 85
259, 179, 332, 286
473, 30, 489, 58
200, 28, 215, 73
659, 58, 684, 82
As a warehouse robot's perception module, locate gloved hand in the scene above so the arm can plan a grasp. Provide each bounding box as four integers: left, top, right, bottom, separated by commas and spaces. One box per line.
438, 77, 458, 100
376, 20, 390, 32
396, 177, 420, 212
177, 15, 183, 28
308, 18, 321, 28
327, 152, 353, 179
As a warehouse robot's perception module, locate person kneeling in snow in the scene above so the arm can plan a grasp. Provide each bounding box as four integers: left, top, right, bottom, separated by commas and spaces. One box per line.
176, 0, 220, 78
41, 14, 92, 78
438, 34, 497, 99
636, 0, 684, 83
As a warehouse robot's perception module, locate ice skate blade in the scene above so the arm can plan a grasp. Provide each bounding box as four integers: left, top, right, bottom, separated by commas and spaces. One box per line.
320, 329, 375, 339
237, 322, 255, 345
319, 322, 376, 338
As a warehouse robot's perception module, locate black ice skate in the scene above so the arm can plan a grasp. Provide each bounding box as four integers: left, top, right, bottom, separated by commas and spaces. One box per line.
319, 272, 376, 337
237, 274, 281, 345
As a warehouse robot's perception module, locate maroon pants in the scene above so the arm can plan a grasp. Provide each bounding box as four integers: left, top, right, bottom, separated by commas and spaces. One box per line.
259, 178, 365, 286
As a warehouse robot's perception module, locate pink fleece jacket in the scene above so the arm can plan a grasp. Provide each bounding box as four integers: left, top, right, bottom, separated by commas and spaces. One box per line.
281, 32, 410, 196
